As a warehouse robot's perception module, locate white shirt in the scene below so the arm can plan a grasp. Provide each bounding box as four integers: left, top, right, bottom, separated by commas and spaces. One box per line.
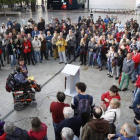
101, 106, 120, 124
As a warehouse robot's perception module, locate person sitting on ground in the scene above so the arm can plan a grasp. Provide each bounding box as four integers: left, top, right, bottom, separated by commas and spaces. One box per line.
81, 106, 109, 140
108, 123, 138, 140
61, 127, 79, 140
101, 98, 121, 133
101, 85, 121, 108
28, 117, 48, 140
56, 107, 83, 140
50, 92, 70, 140
71, 82, 94, 125
0, 121, 31, 140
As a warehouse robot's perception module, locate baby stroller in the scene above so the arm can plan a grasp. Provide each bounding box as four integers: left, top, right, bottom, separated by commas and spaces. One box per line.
5, 73, 41, 111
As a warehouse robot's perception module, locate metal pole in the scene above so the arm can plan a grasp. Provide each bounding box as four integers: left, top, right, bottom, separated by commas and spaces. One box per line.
87, 0, 89, 11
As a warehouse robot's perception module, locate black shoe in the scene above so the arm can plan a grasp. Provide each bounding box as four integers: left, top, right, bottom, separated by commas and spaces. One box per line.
99, 68, 102, 71
108, 75, 113, 78
122, 88, 128, 91
2, 65, 4, 67
132, 91, 134, 93
129, 106, 135, 109
35, 61, 37, 63
118, 88, 121, 91
106, 67, 108, 69
80, 63, 83, 65
65, 63, 67, 65
107, 73, 110, 75
28, 63, 30, 65
132, 81, 135, 83
115, 77, 119, 80
59, 62, 62, 64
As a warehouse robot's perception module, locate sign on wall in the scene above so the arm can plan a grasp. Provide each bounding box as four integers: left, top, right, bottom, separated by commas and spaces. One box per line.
89, 0, 136, 10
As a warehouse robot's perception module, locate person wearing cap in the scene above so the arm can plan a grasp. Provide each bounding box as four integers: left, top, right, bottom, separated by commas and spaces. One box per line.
131, 47, 140, 83
1, 23, 7, 34
118, 53, 135, 91
32, 35, 42, 63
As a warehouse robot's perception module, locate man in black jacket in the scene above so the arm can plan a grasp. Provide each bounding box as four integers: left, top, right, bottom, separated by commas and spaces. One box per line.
37, 18, 45, 31
56, 107, 83, 140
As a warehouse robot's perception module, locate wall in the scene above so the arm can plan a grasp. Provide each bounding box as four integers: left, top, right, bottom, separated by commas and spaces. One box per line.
89, 0, 136, 10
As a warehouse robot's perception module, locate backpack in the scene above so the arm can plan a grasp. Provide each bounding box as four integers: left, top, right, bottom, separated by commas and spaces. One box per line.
5, 73, 16, 92
76, 95, 91, 116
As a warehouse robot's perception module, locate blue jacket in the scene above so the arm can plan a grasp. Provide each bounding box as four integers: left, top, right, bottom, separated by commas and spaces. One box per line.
14, 72, 29, 86
6, 127, 31, 140
31, 30, 39, 38
104, 18, 110, 24
7, 21, 13, 27
113, 134, 138, 140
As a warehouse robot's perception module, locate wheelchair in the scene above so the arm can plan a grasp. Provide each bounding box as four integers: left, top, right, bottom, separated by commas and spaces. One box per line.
12, 81, 41, 111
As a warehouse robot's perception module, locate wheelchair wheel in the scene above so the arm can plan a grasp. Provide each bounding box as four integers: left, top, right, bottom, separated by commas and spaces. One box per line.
14, 102, 24, 111
30, 101, 37, 108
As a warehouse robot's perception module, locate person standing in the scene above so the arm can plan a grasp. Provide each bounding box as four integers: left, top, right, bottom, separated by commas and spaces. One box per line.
8, 39, 17, 69
32, 36, 42, 63
118, 53, 135, 91
40, 36, 47, 61
23, 36, 32, 65
56, 36, 67, 64
52, 33, 58, 60
81, 106, 109, 140
66, 30, 76, 61
79, 37, 88, 65
50, 92, 70, 140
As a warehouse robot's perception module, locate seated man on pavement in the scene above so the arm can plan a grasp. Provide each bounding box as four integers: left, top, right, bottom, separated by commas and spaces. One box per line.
108, 123, 138, 140
0, 121, 31, 140
101, 85, 121, 108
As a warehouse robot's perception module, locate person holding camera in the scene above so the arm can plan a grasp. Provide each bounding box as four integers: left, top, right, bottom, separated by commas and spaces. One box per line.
66, 30, 76, 61
56, 36, 67, 64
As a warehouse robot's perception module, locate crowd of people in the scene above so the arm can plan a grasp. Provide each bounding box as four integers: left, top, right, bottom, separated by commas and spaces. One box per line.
0, 83, 140, 140
0, 13, 140, 140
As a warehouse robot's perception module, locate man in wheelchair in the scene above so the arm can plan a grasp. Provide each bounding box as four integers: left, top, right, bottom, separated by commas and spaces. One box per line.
14, 66, 41, 92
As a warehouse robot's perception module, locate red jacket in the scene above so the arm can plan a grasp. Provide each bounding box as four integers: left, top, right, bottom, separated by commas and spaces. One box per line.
136, 75, 140, 88
23, 39, 32, 54
28, 123, 47, 140
0, 132, 6, 140
132, 53, 140, 68
101, 92, 121, 108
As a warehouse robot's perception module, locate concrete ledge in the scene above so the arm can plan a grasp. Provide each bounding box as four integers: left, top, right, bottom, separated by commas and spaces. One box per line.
0, 12, 21, 16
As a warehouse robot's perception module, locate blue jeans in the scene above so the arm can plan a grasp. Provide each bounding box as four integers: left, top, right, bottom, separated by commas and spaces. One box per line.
53, 122, 59, 140
10, 54, 16, 67
46, 43, 53, 57
107, 61, 112, 73
132, 88, 140, 108
132, 66, 139, 81
88, 52, 95, 66
76, 46, 81, 56
135, 124, 140, 135
97, 55, 102, 67
34, 51, 41, 63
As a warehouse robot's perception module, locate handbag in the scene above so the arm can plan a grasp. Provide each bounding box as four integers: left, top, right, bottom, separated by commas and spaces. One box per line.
109, 112, 116, 134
